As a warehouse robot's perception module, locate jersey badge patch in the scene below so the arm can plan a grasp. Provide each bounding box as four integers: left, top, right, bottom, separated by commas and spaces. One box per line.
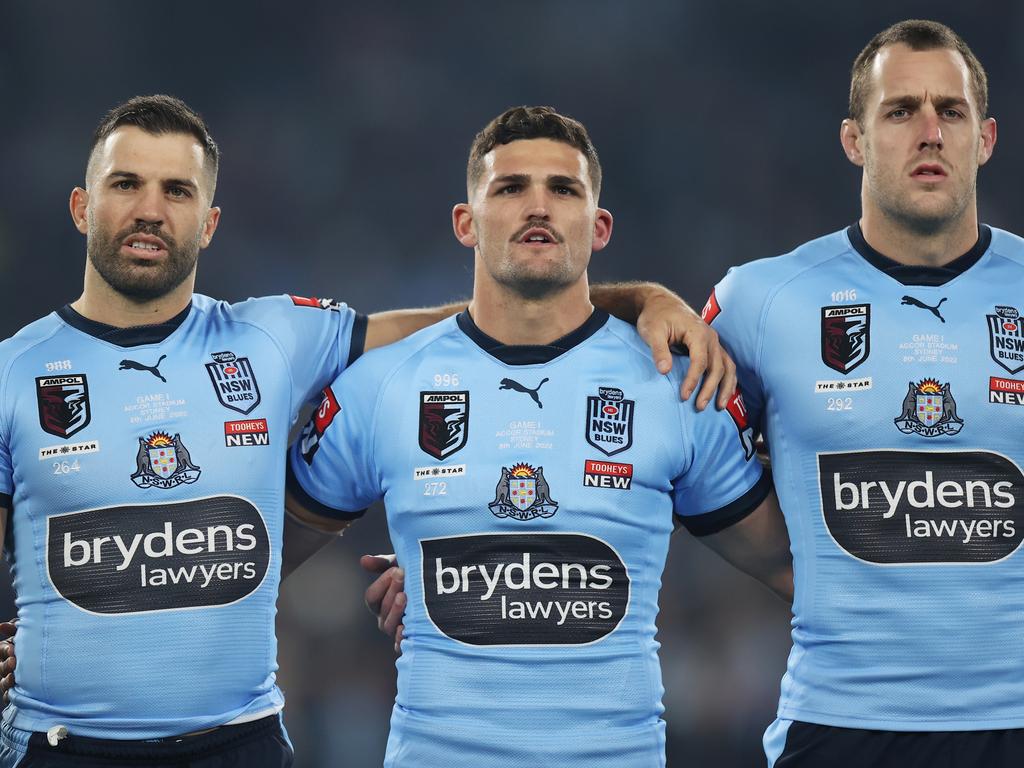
489, 463, 558, 520
701, 289, 721, 324
585, 387, 634, 456
583, 460, 633, 490
130, 432, 202, 488
290, 295, 344, 311
205, 351, 261, 415
725, 389, 756, 460
821, 304, 870, 374
36, 374, 91, 439
987, 305, 1024, 374
299, 387, 340, 464
224, 418, 269, 447
419, 391, 469, 459
894, 379, 964, 437
989, 376, 1024, 406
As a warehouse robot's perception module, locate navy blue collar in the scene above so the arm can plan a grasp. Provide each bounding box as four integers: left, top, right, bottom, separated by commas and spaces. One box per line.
457, 308, 609, 364
57, 301, 192, 347
847, 222, 991, 287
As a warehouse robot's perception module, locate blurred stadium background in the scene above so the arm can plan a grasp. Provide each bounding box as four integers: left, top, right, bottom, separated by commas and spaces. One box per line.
1, 1, 1021, 765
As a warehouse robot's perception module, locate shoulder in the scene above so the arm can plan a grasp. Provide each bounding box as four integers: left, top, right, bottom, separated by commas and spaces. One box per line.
194, 293, 351, 325
722, 228, 854, 292
0, 312, 65, 369
988, 227, 1024, 266
600, 315, 691, 387
340, 315, 462, 383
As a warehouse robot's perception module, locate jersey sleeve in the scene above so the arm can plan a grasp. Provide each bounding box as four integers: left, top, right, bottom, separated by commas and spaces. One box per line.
235, 294, 367, 409
0, 344, 16, 506
703, 267, 767, 431
285, 357, 383, 521
671, 388, 770, 536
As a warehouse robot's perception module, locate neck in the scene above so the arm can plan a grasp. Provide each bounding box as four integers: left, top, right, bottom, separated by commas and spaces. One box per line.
860, 197, 980, 268
71, 264, 195, 327
469, 266, 593, 345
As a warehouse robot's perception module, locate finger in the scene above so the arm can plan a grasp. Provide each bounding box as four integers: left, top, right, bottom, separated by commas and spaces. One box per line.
641, 327, 674, 376
681, 335, 709, 403
696, 347, 725, 411
376, 572, 404, 630
364, 566, 400, 615
394, 624, 404, 656
359, 554, 396, 575
716, 356, 738, 410
381, 591, 407, 638
0, 622, 17, 641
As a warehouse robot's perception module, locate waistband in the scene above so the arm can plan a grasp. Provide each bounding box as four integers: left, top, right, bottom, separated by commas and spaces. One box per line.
3, 714, 280, 760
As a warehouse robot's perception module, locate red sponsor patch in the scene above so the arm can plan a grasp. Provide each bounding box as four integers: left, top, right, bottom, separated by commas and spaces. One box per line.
314, 387, 341, 433
701, 289, 721, 324
290, 295, 343, 311
725, 388, 749, 430
224, 418, 268, 435
583, 459, 633, 490
989, 376, 1024, 406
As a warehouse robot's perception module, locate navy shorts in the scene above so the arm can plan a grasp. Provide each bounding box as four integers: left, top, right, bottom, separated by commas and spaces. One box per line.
770, 720, 1024, 768
0, 714, 292, 768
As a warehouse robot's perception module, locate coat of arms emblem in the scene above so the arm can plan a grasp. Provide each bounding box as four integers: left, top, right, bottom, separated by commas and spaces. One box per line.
894, 379, 964, 437
130, 432, 202, 488
488, 463, 558, 521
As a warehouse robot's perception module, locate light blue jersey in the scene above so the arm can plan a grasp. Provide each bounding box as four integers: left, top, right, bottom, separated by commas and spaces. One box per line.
0, 293, 361, 738
288, 309, 768, 767
707, 224, 1024, 730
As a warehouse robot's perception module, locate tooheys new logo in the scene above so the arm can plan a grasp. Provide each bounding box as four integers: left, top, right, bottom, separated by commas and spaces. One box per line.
47, 496, 270, 614
819, 450, 1024, 564
422, 533, 629, 645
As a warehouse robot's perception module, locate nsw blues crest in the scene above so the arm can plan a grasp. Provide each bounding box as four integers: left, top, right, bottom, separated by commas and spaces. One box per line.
205, 351, 261, 415
585, 387, 634, 456
988, 305, 1024, 375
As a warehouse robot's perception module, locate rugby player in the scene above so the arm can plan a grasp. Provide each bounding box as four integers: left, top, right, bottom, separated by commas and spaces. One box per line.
286, 105, 792, 767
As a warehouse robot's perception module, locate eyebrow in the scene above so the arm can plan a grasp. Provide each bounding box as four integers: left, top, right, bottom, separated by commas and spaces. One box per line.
879, 94, 970, 110
489, 173, 584, 187
108, 171, 199, 190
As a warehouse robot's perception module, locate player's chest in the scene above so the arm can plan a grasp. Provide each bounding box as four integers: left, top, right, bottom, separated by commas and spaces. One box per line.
11, 338, 288, 498
762, 284, 1024, 446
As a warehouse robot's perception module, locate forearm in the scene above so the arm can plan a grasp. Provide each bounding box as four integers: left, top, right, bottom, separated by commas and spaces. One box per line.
365, 301, 468, 351
589, 281, 684, 324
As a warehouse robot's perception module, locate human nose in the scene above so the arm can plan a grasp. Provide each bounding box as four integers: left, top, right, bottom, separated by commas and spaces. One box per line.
523, 184, 549, 220
130, 184, 166, 225
918, 106, 944, 151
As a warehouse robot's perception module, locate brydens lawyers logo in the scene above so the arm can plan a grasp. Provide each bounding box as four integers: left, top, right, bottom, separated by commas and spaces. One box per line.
821, 304, 870, 374
489, 463, 558, 520
299, 387, 340, 464
583, 460, 632, 490
130, 432, 201, 489
585, 387, 634, 456
224, 419, 269, 447
205, 351, 261, 415
36, 375, 91, 439
419, 391, 469, 459
894, 379, 964, 437
988, 305, 1024, 374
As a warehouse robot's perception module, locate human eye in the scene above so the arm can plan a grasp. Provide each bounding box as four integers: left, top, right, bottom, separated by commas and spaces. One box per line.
552, 185, 576, 196
887, 108, 910, 120
113, 179, 137, 191
497, 183, 521, 195
941, 108, 964, 120
167, 185, 192, 199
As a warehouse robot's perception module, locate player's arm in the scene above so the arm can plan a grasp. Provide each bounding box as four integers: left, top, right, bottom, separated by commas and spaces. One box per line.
364, 302, 467, 352
590, 281, 736, 409
0, 506, 14, 704
280, 491, 353, 580
684, 489, 792, 602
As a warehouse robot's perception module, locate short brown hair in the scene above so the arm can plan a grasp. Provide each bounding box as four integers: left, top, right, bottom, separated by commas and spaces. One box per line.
88, 94, 220, 193
849, 20, 988, 125
466, 106, 602, 197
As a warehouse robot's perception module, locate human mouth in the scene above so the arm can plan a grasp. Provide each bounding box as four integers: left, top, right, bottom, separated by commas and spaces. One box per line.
515, 226, 561, 246
910, 163, 947, 182
121, 233, 169, 258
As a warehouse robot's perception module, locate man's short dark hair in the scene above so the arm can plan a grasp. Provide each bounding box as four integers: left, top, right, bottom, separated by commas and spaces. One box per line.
849, 20, 988, 125
467, 106, 602, 198
88, 94, 220, 193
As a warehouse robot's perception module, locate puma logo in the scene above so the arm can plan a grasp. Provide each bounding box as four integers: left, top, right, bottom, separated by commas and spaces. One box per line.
901, 296, 947, 323
119, 354, 167, 382
499, 377, 549, 408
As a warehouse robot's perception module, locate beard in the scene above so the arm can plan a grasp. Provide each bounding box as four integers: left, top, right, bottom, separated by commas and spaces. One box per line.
491, 256, 578, 301
86, 220, 201, 302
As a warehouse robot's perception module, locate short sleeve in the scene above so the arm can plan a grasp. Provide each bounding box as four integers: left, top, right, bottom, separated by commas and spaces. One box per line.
233, 295, 367, 409
286, 359, 382, 521
703, 269, 766, 431
671, 389, 770, 536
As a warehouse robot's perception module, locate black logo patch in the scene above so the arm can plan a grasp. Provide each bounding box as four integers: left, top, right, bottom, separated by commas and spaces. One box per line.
901, 295, 947, 322
421, 533, 629, 645
205, 352, 261, 415
47, 495, 270, 614
118, 355, 167, 382
819, 450, 1024, 564
894, 379, 964, 437
821, 304, 870, 374
488, 463, 558, 520
585, 387, 634, 456
988, 305, 1024, 374
499, 377, 548, 408
36, 375, 91, 439
130, 432, 201, 488
419, 391, 469, 459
